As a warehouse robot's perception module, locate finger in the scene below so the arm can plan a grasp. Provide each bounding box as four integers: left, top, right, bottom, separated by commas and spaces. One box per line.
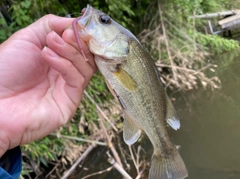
62, 28, 98, 73
48, 15, 74, 35
46, 31, 96, 87
41, 46, 84, 105
20, 15, 74, 49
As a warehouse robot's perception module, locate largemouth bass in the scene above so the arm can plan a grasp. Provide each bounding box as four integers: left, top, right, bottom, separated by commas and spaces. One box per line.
74, 5, 188, 179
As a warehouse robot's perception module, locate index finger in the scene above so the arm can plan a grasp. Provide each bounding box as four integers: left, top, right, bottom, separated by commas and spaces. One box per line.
18, 15, 75, 49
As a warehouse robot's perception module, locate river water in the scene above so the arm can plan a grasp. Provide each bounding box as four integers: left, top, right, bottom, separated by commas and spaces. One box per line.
172, 49, 240, 179
171, 50, 240, 179
72, 50, 240, 179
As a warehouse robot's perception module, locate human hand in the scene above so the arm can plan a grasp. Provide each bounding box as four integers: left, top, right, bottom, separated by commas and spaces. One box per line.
0, 15, 97, 157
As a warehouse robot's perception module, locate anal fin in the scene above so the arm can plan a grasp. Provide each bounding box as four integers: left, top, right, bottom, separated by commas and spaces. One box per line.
123, 113, 141, 145
166, 97, 180, 130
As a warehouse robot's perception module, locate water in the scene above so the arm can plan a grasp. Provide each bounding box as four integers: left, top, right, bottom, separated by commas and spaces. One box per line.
171, 50, 240, 179
72, 50, 240, 179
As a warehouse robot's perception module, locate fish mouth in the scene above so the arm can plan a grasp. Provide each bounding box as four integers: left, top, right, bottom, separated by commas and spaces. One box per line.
77, 4, 93, 28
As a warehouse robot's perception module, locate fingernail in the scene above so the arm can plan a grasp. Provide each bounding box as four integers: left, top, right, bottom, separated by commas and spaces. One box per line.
53, 31, 65, 46
44, 46, 59, 58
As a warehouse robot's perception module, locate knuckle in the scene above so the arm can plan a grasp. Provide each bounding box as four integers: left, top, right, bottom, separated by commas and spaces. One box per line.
43, 14, 56, 19
65, 61, 75, 71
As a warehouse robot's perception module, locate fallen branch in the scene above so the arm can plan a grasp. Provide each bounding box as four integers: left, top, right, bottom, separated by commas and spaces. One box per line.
128, 146, 139, 174
98, 118, 123, 168
50, 133, 107, 146
81, 166, 113, 179
45, 157, 62, 178
156, 63, 213, 74
135, 169, 145, 179
107, 152, 133, 179
61, 144, 96, 179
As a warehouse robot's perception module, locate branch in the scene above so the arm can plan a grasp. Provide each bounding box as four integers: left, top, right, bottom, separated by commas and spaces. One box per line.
107, 152, 133, 179
61, 144, 96, 179
128, 146, 139, 174
81, 166, 113, 179
50, 133, 107, 146
83, 91, 118, 132
158, 1, 180, 87
98, 118, 123, 168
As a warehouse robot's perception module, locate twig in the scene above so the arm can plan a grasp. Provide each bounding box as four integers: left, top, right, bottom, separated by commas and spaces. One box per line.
83, 91, 118, 132
163, 16, 201, 48
50, 133, 107, 146
45, 157, 62, 178
193, 10, 197, 51
135, 169, 145, 179
81, 166, 113, 179
34, 172, 43, 179
107, 152, 133, 179
117, 135, 130, 169
158, 1, 179, 87
156, 63, 213, 74
61, 144, 96, 179
136, 146, 142, 171
128, 146, 139, 174
98, 118, 123, 168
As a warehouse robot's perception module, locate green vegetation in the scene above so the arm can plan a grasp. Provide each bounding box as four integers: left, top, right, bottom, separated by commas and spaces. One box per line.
1, 0, 240, 178
138, 0, 239, 90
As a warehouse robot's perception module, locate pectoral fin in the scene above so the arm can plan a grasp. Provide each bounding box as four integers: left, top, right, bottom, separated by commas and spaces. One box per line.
112, 68, 137, 91
123, 113, 141, 145
166, 97, 180, 130
104, 78, 117, 98
104, 80, 126, 109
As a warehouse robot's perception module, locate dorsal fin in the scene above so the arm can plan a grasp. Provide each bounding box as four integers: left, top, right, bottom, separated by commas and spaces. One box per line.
152, 58, 180, 130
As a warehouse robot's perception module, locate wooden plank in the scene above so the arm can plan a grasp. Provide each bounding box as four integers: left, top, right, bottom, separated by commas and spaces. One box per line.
221, 19, 240, 29
218, 14, 240, 28
219, 14, 240, 25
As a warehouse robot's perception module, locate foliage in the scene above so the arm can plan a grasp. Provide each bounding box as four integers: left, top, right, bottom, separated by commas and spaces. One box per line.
0, 0, 147, 42
1, 1, 140, 177
195, 32, 239, 52
138, 0, 239, 90
1, 0, 240, 177
0, 0, 69, 41
20, 73, 112, 173
23, 137, 64, 165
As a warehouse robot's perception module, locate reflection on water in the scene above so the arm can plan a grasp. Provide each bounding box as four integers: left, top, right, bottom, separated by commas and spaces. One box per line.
72, 50, 240, 179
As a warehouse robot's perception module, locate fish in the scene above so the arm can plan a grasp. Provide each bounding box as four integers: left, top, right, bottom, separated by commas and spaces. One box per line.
74, 5, 188, 179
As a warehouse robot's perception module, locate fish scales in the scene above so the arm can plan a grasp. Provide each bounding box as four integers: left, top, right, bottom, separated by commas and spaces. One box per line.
115, 39, 171, 152
95, 38, 177, 169
75, 5, 188, 179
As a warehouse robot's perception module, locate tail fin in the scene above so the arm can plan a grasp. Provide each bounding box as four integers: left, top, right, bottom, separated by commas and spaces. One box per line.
149, 148, 188, 179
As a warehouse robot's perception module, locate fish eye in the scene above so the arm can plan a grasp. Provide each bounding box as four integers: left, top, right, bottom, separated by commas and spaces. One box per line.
99, 14, 111, 24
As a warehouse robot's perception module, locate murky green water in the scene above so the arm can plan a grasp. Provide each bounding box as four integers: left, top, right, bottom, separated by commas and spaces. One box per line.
171, 50, 240, 179
72, 50, 240, 179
